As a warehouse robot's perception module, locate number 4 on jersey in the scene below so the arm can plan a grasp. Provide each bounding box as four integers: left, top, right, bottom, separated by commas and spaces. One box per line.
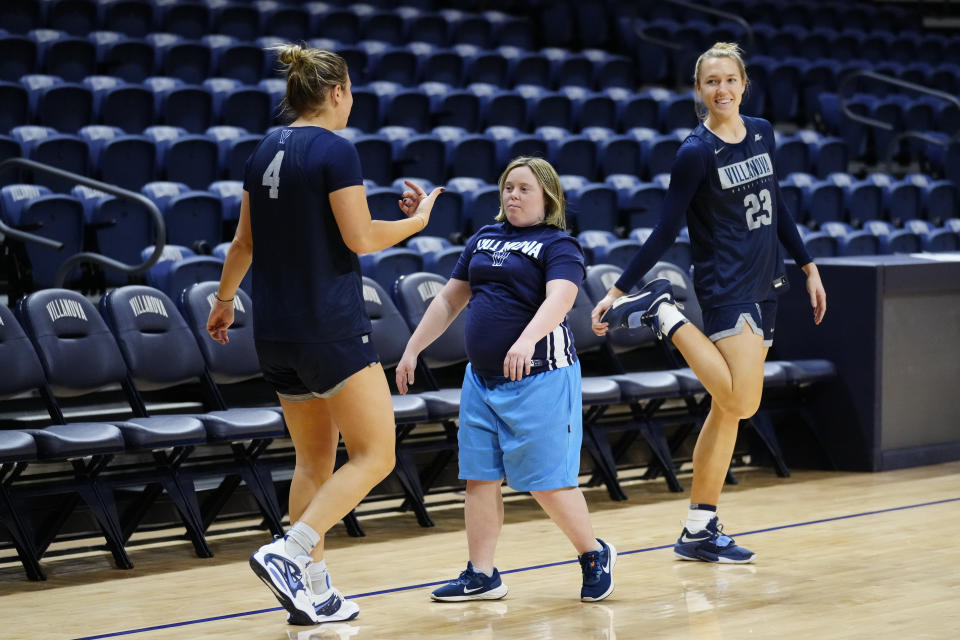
744, 188, 772, 230
262, 150, 285, 199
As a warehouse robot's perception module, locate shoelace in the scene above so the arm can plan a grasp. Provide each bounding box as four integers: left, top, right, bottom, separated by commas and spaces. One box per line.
580, 552, 602, 582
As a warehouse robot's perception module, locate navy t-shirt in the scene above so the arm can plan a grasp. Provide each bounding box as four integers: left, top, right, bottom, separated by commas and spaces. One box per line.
451, 222, 585, 377
243, 126, 367, 342
616, 116, 812, 310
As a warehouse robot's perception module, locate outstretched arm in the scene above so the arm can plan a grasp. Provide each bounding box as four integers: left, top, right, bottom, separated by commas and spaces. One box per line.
396, 278, 472, 394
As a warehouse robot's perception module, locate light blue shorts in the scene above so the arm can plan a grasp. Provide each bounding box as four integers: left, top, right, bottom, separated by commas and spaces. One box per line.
457, 361, 583, 492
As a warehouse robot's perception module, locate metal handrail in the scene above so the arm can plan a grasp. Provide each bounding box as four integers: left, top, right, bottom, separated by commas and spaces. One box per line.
836, 70, 960, 166
0, 157, 166, 287
634, 0, 756, 57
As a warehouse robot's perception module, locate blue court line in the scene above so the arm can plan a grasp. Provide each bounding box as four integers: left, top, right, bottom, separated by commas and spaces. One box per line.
70, 496, 960, 640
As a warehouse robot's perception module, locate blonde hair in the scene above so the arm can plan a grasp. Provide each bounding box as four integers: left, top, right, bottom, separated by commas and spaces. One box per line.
693, 42, 750, 121
494, 156, 567, 230
273, 44, 349, 119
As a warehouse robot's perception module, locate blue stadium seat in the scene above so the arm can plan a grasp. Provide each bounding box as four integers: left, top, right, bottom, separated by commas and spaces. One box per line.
863, 173, 924, 225
582, 127, 640, 177
564, 179, 618, 233
0, 184, 84, 287
157, 0, 210, 39
0, 34, 38, 81
83, 75, 154, 133
467, 83, 525, 130
90, 30, 154, 82
824, 172, 884, 226
583, 49, 633, 90
144, 76, 212, 133
140, 244, 222, 297
205, 125, 260, 181
395, 134, 446, 185
420, 81, 480, 131
0, 80, 29, 131
0, 135, 23, 182
204, 78, 272, 133
802, 230, 837, 258
361, 41, 417, 86
432, 125, 498, 183
401, 9, 449, 47
483, 124, 547, 167
487, 10, 531, 49
359, 248, 424, 293
48, 0, 99, 36
265, 3, 310, 42
543, 47, 593, 89
28, 28, 97, 82
536, 126, 597, 180
144, 125, 219, 189
72, 184, 152, 284
774, 131, 811, 179
207, 179, 242, 225
442, 9, 493, 49
99, 0, 155, 38
659, 91, 698, 132
626, 127, 682, 180
141, 180, 222, 247
500, 46, 550, 88
21, 73, 93, 133
406, 235, 464, 276
447, 176, 500, 235
204, 34, 264, 86
78, 124, 155, 190
146, 32, 210, 84
459, 45, 508, 86
409, 42, 462, 86
210, 1, 260, 41
516, 84, 573, 130
336, 127, 393, 186
561, 86, 618, 132
903, 173, 960, 224
11, 125, 91, 192
794, 129, 849, 178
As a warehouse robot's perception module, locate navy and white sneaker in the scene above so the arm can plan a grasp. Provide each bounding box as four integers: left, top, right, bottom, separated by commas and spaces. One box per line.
580, 538, 617, 602
674, 517, 755, 564
601, 278, 675, 334
430, 562, 509, 601
250, 536, 318, 625
286, 569, 360, 626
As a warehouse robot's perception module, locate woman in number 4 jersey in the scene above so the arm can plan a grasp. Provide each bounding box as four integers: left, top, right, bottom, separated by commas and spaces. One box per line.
206, 45, 442, 625
591, 42, 827, 563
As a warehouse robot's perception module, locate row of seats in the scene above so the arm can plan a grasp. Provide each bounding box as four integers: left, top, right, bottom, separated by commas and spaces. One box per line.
0, 29, 634, 89
2, 121, 852, 197
615, 0, 917, 33
1, 74, 687, 137
799, 219, 960, 258
0, 1, 536, 49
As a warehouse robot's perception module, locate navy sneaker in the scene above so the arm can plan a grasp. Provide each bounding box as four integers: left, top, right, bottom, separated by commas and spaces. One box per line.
249, 536, 318, 625
580, 538, 617, 602
601, 278, 675, 334
674, 517, 755, 564
430, 562, 509, 601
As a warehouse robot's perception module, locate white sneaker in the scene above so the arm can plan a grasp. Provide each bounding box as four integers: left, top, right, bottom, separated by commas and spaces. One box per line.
287, 565, 360, 625
249, 536, 318, 625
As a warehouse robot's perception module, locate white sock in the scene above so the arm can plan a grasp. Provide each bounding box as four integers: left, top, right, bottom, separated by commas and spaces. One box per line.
307, 559, 331, 592
657, 302, 688, 338
685, 505, 716, 534
474, 565, 494, 578
285, 521, 321, 558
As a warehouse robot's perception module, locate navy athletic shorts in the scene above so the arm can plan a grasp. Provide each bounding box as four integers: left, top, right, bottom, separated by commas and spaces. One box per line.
255, 334, 380, 401
702, 300, 777, 347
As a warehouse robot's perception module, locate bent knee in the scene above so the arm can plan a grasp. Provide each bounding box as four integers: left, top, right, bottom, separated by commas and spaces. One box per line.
713, 394, 762, 420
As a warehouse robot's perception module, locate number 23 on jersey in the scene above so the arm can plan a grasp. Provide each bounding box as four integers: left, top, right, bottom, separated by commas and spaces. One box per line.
744, 188, 772, 230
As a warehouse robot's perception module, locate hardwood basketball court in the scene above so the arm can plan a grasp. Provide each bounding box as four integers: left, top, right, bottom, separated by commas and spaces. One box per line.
2, 462, 959, 640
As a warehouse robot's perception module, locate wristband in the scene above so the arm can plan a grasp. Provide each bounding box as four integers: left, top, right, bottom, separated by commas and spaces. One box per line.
214, 292, 234, 303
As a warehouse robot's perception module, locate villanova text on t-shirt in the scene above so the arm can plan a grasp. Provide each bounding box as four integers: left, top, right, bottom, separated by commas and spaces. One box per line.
717, 152, 773, 190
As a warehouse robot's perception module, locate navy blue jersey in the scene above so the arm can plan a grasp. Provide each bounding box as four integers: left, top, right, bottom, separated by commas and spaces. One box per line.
243, 126, 367, 342
451, 222, 585, 377
616, 116, 811, 310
